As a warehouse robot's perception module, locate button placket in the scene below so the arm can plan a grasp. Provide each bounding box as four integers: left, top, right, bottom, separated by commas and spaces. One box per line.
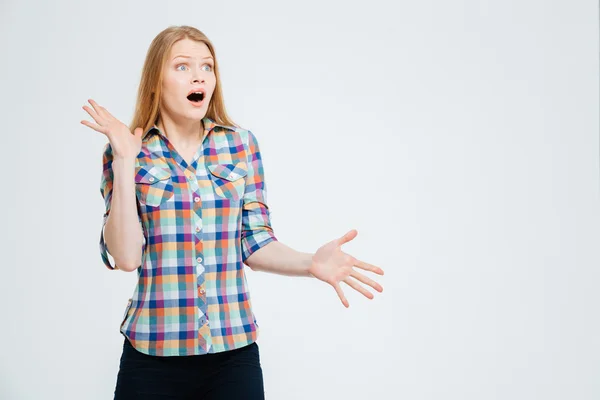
189, 163, 210, 338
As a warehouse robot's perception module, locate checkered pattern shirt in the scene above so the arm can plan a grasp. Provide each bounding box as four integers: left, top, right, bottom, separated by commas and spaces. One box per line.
99, 117, 278, 356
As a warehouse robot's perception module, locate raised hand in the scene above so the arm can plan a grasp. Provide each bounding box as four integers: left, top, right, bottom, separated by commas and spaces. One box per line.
308, 229, 384, 308
81, 99, 143, 159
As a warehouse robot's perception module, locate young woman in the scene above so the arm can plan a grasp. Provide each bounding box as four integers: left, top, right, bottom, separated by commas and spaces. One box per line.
81, 25, 384, 399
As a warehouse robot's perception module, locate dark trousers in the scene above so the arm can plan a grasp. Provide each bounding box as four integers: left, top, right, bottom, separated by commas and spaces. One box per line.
114, 337, 265, 399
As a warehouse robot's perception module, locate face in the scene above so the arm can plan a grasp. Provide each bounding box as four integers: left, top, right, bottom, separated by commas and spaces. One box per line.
160, 38, 216, 124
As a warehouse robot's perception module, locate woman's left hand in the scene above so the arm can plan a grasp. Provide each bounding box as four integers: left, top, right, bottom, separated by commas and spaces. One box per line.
308, 229, 384, 308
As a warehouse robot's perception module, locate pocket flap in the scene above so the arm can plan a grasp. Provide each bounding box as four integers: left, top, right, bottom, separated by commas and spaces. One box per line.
207, 162, 248, 181
135, 165, 171, 185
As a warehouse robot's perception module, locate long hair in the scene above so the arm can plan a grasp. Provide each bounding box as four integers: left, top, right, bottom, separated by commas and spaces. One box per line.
129, 25, 238, 134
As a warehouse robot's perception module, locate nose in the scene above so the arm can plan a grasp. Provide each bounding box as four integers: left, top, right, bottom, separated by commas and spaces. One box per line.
191, 67, 205, 85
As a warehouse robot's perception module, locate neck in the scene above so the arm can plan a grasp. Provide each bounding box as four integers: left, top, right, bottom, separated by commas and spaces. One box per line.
157, 115, 204, 148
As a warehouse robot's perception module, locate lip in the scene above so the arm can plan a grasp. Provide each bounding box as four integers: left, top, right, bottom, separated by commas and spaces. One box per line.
187, 88, 206, 96
188, 98, 205, 107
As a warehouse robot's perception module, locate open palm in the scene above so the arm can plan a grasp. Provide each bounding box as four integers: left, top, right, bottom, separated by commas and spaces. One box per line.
308, 229, 384, 308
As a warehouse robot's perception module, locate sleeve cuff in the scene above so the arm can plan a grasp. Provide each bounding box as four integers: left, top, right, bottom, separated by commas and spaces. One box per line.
99, 212, 146, 271
99, 212, 117, 270
241, 230, 278, 262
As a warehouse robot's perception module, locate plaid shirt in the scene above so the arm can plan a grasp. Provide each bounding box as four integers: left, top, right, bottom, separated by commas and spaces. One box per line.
99, 117, 278, 356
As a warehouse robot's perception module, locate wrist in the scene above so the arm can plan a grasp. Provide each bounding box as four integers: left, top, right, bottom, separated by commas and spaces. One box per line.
306, 252, 316, 278
113, 155, 137, 163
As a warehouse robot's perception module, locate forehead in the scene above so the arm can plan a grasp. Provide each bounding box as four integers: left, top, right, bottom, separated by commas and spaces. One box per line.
168, 38, 212, 59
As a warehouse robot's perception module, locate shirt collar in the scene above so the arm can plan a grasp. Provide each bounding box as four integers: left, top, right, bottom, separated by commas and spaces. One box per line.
144, 116, 223, 140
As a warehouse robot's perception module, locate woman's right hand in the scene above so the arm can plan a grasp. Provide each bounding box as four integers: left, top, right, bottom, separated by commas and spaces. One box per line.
81, 98, 143, 159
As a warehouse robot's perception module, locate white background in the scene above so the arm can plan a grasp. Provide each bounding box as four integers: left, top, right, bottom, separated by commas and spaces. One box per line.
1, 0, 599, 399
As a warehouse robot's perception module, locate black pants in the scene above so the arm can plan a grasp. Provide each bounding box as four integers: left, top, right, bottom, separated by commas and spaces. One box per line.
114, 337, 265, 399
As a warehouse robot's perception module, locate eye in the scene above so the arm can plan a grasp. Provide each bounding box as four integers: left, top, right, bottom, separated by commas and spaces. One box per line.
175, 63, 213, 72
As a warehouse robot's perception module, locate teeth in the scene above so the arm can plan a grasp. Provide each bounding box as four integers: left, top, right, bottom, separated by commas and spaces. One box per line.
187, 92, 204, 102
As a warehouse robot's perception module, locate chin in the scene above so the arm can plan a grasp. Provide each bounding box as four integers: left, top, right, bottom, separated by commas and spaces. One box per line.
186, 107, 208, 120
182, 114, 206, 123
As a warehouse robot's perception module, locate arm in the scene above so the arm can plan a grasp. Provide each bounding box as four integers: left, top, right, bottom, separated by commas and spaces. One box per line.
246, 240, 314, 277
239, 130, 312, 276
251, 229, 385, 308
238, 131, 384, 307
99, 143, 145, 272
236, 130, 311, 277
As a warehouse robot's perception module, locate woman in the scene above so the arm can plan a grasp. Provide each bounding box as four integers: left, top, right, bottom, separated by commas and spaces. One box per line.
81, 25, 384, 399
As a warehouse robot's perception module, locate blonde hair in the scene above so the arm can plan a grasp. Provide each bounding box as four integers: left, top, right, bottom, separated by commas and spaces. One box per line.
129, 25, 238, 134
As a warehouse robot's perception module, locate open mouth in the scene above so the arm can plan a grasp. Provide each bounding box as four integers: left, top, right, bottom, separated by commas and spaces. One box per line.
187, 92, 205, 103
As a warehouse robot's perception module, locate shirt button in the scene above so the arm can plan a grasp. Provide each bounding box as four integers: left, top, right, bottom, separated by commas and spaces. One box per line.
194, 197, 200, 203
195, 226, 200, 232
197, 257, 203, 263
149, 177, 155, 182
199, 288, 205, 295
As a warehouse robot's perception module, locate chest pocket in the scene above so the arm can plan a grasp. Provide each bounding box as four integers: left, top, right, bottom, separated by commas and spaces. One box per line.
207, 161, 248, 201
135, 165, 174, 207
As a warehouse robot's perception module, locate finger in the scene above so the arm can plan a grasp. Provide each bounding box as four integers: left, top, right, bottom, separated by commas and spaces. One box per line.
88, 99, 113, 119
350, 270, 383, 293
337, 229, 358, 246
88, 99, 104, 116
354, 259, 384, 275
80, 119, 107, 135
82, 105, 103, 125
343, 277, 374, 300
333, 282, 349, 308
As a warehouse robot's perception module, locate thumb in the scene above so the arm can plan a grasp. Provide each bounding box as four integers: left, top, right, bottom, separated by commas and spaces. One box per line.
337, 229, 358, 246
133, 127, 143, 138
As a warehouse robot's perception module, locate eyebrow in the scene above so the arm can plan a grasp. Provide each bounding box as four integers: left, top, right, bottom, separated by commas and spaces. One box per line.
172, 55, 214, 61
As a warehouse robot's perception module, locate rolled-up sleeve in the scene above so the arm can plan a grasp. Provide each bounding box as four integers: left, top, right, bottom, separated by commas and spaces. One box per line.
99, 143, 118, 270
241, 130, 278, 261
99, 143, 144, 270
